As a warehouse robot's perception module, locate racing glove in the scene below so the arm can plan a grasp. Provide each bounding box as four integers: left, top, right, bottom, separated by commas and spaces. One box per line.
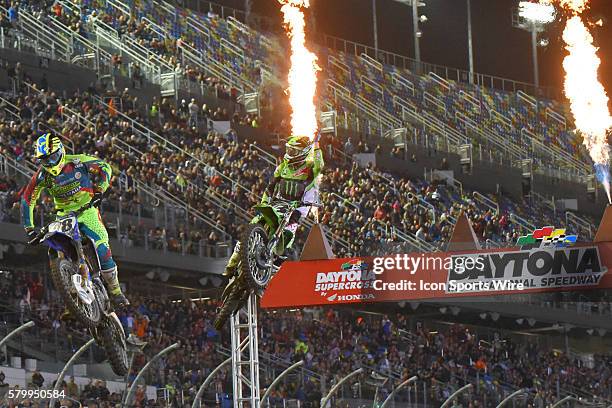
91, 192, 104, 208
25, 228, 39, 245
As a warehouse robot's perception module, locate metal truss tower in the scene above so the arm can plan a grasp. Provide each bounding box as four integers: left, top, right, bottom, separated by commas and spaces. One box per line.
230, 293, 260, 407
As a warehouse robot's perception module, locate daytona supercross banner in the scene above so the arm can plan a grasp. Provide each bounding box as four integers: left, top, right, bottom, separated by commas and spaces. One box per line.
260, 243, 612, 308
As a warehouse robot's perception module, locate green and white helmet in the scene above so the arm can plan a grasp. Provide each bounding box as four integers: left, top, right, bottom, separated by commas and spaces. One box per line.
284, 135, 312, 166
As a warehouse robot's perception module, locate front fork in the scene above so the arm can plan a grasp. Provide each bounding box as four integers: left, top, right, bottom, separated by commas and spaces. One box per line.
267, 212, 294, 257
74, 240, 92, 284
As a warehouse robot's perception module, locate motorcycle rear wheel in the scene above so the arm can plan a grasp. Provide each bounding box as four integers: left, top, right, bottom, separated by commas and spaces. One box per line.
240, 224, 273, 290
50, 257, 101, 328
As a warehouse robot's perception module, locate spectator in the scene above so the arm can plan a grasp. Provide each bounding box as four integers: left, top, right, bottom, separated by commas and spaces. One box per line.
188, 98, 198, 128
31, 370, 44, 388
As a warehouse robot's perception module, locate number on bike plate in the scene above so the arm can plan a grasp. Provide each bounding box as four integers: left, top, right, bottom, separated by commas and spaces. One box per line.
60, 218, 74, 233
49, 218, 75, 234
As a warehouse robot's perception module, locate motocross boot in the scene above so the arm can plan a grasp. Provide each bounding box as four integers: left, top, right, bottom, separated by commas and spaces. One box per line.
223, 242, 241, 278
101, 266, 130, 308
60, 307, 74, 322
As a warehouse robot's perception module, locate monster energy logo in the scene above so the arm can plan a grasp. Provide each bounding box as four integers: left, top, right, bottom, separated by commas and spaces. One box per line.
50, 181, 81, 198
278, 180, 304, 199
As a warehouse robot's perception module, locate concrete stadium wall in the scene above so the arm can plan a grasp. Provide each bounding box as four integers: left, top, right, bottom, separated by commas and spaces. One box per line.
0, 364, 156, 399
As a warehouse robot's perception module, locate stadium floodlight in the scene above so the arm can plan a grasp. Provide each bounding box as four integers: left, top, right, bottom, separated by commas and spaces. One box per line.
514, 1, 556, 88
518, 1, 555, 24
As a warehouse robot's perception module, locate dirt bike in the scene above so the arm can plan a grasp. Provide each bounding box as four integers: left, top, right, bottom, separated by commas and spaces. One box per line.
29, 198, 129, 376
214, 199, 318, 329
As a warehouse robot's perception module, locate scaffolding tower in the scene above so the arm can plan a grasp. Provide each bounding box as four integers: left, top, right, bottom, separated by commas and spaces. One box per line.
230, 293, 261, 407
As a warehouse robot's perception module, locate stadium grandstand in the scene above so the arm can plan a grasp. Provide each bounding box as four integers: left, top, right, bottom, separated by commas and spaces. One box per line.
0, 0, 609, 406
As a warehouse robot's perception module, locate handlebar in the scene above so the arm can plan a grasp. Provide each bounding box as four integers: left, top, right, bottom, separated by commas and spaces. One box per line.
28, 194, 104, 245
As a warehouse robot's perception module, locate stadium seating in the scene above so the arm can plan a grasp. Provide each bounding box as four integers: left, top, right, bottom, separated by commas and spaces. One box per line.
0, 78, 598, 261
9, 0, 590, 183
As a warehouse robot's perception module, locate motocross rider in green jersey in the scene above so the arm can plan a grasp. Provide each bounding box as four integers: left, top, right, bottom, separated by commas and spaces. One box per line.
223, 135, 324, 278
21, 133, 129, 307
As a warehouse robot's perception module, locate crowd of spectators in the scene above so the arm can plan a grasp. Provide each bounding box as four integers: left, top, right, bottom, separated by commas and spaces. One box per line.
0, 268, 609, 407
0, 81, 581, 261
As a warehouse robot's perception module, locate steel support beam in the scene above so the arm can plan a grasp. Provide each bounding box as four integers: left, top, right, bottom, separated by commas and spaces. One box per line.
49, 338, 95, 407
124, 342, 179, 406
320, 368, 363, 408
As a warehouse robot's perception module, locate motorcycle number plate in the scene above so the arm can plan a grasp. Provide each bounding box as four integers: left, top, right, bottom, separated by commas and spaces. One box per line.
49, 217, 77, 234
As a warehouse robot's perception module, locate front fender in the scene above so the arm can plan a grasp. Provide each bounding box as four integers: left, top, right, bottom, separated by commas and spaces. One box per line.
253, 204, 282, 230
43, 232, 78, 261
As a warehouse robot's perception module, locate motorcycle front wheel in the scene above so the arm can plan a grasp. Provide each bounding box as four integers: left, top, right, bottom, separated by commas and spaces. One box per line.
50, 257, 101, 327
240, 224, 273, 290
98, 314, 129, 376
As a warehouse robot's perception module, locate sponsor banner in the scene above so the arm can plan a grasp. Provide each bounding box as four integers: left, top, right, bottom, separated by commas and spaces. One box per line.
260, 243, 612, 309
446, 246, 606, 294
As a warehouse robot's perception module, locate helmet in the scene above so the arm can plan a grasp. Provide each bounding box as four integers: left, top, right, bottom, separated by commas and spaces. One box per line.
284, 135, 312, 166
35, 133, 66, 176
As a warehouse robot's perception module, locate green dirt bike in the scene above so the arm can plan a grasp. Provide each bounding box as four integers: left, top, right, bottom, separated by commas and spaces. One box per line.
29, 199, 129, 376
214, 199, 317, 329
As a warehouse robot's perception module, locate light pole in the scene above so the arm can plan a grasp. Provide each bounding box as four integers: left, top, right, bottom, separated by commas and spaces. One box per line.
412, 0, 420, 63
49, 338, 95, 408
261, 360, 305, 406
320, 368, 363, 408
123, 336, 148, 404
513, 1, 555, 89
372, 0, 379, 56
551, 395, 580, 408
496, 388, 527, 408
467, 0, 474, 83
393, 0, 426, 65
440, 384, 474, 408
380, 376, 418, 408
0, 321, 35, 350
192, 357, 232, 408
193, 338, 248, 408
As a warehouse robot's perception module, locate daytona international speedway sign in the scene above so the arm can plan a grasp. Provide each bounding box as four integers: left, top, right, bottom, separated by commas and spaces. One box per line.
261, 243, 612, 308
446, 246, 606, 294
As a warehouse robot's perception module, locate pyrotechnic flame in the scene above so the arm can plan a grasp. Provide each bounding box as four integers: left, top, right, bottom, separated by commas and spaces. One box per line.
279, 0, 320, 141
559, 0, 589, 13
552, 0, 612, 202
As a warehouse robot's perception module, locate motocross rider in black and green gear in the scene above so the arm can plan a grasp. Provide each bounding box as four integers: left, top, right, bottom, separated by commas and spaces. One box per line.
223, 135, 324, 278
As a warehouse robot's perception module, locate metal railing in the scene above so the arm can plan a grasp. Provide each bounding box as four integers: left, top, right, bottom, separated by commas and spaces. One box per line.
472, 191, 500, 214
509, 212, 538, 234
391, 226, 439, 253
0, 151, 231, 257
566, 211, 595, 240
322, 33, 560, 99
15, 7, 113, 75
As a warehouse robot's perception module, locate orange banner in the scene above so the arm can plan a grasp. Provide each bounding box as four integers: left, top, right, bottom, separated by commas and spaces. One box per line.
261, 243, 612, 309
